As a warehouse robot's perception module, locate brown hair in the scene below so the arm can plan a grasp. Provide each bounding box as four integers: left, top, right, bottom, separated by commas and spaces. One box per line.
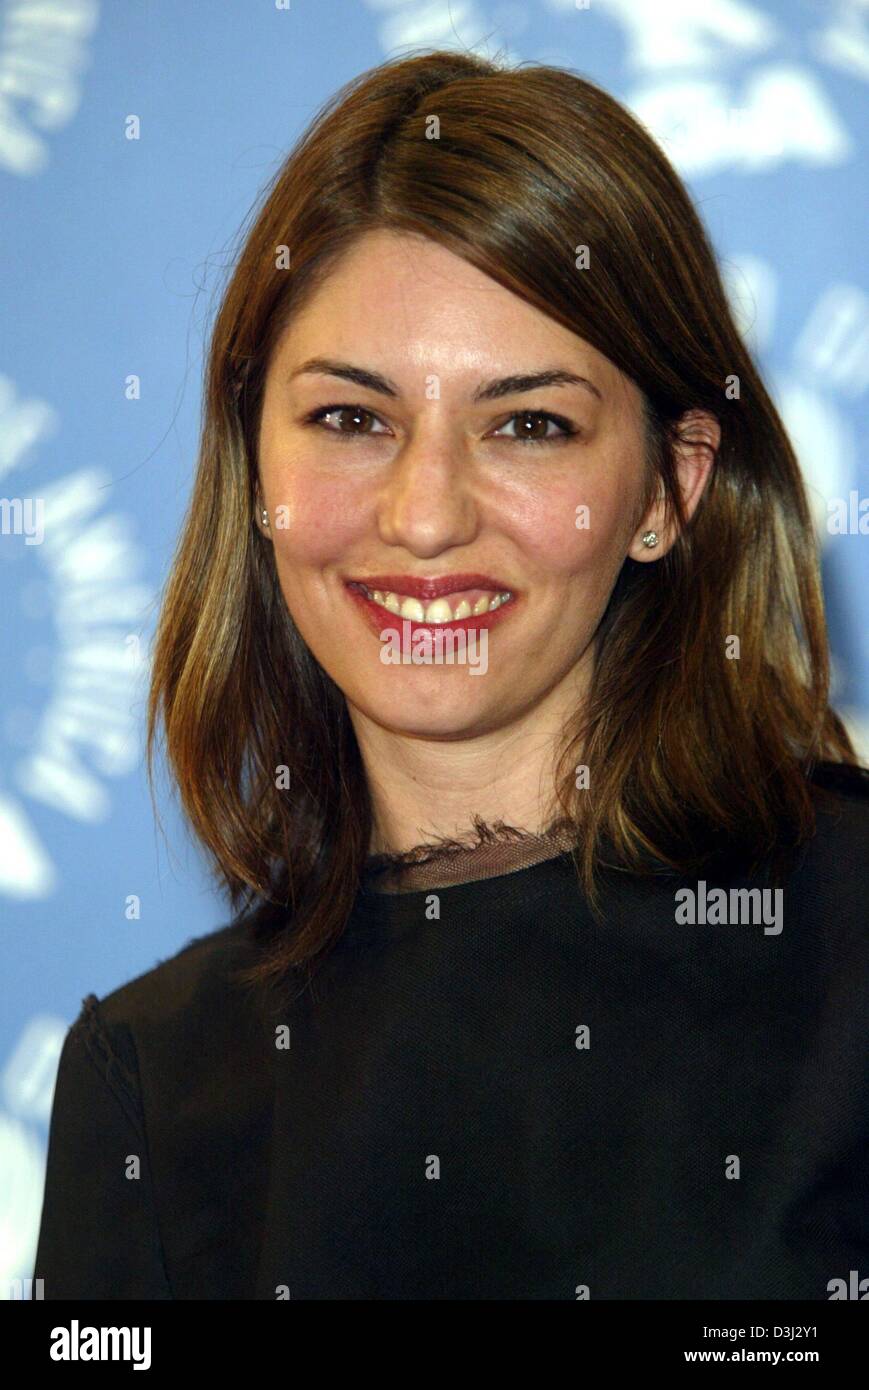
146, 48, 860, 992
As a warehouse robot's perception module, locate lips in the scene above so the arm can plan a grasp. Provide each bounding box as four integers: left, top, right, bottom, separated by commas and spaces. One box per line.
349, 573, 511, 602
345, 572, 517, 635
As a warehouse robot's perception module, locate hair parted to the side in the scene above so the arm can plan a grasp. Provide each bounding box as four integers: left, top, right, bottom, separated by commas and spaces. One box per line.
146, 48, 860, 994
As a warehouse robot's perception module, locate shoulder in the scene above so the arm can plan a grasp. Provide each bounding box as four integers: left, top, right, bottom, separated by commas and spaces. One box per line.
67, 919, 276, 1110
783, 762, 869, 928
808, 758, 869, 801
88, 919, 263, 1031
804, 761, 869, 860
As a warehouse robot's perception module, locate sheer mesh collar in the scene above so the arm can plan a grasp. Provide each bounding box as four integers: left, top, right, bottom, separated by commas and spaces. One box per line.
362, 817, 579, 894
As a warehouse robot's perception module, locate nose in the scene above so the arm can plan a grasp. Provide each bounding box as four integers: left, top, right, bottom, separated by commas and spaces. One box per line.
376, 424, 479, 557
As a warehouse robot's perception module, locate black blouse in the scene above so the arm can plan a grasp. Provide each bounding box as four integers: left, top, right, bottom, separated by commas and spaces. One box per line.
33, 765, 869, 1299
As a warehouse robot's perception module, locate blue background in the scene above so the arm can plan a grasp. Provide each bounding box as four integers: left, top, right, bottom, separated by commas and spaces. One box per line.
1, 0, 867, 1294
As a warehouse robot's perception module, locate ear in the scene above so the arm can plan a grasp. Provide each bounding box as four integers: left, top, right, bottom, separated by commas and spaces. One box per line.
629, 408, 718, 562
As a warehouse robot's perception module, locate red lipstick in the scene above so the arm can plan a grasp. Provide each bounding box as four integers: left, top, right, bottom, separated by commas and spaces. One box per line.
348, 573, 510, 602
344, 572, 518, 639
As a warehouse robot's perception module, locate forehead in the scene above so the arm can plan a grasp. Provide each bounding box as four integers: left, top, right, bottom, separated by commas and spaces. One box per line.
271, 229, 631, 400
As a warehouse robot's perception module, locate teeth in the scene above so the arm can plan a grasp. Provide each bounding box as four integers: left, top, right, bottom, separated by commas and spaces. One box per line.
423, 598, 453, 624
360, 585, 513, 623
400, 597, 425, 621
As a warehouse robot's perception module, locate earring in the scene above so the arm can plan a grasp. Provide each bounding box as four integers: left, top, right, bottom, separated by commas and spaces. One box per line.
261, 508, 269, 527
641, 530, 658, 548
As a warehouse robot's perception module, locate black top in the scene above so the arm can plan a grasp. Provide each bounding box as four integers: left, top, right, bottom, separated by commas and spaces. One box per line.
34, 766, 869, 1299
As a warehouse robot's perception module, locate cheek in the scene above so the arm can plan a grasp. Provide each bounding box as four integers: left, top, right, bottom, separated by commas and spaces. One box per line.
499, 473, 634, 581
268, 469, 368, 570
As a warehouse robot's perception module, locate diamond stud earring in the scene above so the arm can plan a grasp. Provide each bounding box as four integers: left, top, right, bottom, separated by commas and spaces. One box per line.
641, 530, 658, 548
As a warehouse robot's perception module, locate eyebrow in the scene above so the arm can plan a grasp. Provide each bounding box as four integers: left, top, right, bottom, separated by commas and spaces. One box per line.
287, 357, 603, 403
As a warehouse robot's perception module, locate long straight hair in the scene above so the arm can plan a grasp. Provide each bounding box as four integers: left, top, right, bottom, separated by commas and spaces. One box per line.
146, 49, 860, 991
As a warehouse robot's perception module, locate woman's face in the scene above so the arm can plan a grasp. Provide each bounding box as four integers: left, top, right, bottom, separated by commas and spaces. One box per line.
257, 229, 655, 739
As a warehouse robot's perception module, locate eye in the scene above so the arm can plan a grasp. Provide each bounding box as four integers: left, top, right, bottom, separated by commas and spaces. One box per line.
490, 411, 578, 447
303, 404, 579, 447
305, 404, 390, 439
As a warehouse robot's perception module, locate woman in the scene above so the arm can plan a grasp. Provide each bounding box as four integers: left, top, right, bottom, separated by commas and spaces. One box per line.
34, 49, 868, 1301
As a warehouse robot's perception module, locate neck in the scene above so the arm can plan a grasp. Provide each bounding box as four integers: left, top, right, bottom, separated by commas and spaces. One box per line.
348, 665, 588, 857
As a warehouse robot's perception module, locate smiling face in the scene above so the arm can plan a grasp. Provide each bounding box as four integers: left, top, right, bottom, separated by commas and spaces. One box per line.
256, 228, 657, 740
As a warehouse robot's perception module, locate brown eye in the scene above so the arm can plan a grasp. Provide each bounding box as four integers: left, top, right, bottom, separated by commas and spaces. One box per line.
518, 413, 551, 442
308, 404, 389, 438
331, 406, 372, 433
492, 411, 577, 446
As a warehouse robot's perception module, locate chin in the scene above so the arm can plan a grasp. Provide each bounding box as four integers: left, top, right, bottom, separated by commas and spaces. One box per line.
350, 682, 505, 739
